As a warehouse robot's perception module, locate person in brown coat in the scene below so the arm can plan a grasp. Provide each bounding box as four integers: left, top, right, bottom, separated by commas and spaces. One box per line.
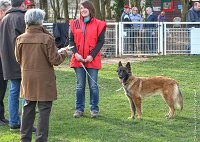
15, 9, 68, 142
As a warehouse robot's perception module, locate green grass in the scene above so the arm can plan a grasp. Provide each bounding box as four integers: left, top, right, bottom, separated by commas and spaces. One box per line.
0, 56, 199, 142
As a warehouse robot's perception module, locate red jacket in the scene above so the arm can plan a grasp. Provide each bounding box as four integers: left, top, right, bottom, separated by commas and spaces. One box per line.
70, 17, 106, 69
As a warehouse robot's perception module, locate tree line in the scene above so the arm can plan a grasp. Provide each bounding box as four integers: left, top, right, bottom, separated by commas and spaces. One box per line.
31, 0, 191, 22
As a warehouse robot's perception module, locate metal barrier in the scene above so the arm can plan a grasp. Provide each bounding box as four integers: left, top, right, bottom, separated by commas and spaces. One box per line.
43, 22, 200, 57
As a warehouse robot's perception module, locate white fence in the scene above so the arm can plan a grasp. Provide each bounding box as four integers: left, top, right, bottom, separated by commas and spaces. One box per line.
43, 22, 200, 57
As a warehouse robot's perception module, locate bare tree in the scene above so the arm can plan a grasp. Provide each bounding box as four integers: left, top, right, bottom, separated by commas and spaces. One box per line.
40, 0, 48, 21
105, 0, 111, 19
90, 0, 102, 19
63, 0, 69, 22
49, 0, 57, 22
74, 0, 79, 19
101, 0, 105, 20
180, 0, 190, 22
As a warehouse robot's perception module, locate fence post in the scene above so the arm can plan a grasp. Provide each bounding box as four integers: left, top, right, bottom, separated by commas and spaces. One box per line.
164, 23, 167, 55
118, 22, 122, 57
159, 23, 164, 55
115, 23, 118, 57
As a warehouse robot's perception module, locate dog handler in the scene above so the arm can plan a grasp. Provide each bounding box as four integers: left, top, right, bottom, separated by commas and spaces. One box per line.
15, 9, 68, 142
69, 0, 106, 118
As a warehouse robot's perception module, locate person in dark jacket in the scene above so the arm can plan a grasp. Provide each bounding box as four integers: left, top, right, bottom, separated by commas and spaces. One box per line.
121, 5, 132, 53
186, 0, 200, 53
0, 0, 10, 126
0, 0, 26, 130
186, 0, 200, 28
144, 7, 157, 53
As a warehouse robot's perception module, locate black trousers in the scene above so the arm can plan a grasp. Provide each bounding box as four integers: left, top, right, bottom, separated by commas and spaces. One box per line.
0, 73, 8, 120
20, 101, 52, 142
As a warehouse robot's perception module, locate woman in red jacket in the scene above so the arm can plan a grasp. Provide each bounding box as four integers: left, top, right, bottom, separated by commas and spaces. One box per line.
70, 0, 106, 118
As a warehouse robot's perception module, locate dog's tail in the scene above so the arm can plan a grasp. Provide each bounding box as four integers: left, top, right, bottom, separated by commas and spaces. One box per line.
173, 84, 183, 110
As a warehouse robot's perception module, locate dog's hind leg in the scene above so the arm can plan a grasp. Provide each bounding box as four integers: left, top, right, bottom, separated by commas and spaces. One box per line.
133, 95, 142, 120
162, 91, 175, 119
127, 96, 136, 119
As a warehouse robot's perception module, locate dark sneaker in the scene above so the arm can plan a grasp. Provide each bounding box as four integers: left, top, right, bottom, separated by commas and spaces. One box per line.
91, 111, 99, 118
0, 120, 5, 126
10, 125, 20, 131
73, 111, 83, 118
1, 118, 9, 124
32, 127, 37, 133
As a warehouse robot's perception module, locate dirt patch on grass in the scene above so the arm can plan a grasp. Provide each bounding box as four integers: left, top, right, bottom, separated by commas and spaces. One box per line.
102, 57, 149, 64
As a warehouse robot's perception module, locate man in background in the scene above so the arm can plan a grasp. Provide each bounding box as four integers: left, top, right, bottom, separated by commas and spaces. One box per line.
0, 0, 26, 130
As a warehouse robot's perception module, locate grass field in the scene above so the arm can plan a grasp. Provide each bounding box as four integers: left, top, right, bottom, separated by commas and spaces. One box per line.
0, 56, 199, 142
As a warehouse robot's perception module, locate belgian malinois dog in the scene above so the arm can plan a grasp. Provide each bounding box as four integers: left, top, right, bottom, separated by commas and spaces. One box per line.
117, 61, 183, 120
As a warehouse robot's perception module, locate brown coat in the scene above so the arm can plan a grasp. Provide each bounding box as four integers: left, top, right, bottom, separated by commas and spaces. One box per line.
15, 25, 67, 101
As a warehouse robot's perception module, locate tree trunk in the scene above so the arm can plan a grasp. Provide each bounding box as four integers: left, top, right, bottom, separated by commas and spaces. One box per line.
40, 0, 48, 21
74, 0, 79, 19
49, 0, 57, 22
63, 0, 69, 22
101, 0, 105, 20
90, 0, 102, 19
105, 0, 111, 19
181, 0, 189, 22
56, 0, 60, 19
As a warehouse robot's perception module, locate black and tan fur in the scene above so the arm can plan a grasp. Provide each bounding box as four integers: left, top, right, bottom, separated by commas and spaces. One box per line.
117, 61, 183, 120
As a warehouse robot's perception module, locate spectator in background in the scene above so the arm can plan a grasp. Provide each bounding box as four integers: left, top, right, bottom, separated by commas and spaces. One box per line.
144, 7, 157, 53
121, 5, 132, 28
0, 0, 10, 126
130, 7, 143, 52
186, 0, 200, 28
25, 0, 35, 9
15, 9, 68, 142
0, 0, 26, 131
121, 5, 132, 53
186, 0, 200, 53
158, 11, 166, 22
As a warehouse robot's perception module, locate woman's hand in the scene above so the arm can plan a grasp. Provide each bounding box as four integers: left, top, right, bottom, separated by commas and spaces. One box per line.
84, 55, 93, 63
75, 53, 85, 62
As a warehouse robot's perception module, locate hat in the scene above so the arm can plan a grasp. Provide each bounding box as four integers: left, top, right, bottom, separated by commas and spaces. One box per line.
124, 5, 130, 9
25, 0, 33, 6
11, 0, 24, 7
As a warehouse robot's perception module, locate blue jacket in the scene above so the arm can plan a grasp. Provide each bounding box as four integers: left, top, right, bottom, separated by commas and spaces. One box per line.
144, 13, 157, 28
186, 7, 200, 28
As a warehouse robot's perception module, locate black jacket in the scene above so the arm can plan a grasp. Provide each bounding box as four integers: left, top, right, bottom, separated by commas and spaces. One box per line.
0, 8, 26, 80
53, 23, 69, 49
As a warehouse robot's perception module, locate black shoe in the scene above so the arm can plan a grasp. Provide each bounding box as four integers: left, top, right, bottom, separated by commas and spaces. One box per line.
10, 125, 20, 131
0, 120, 5, 126
32, 127, 37, 133
1, 118, 9, 124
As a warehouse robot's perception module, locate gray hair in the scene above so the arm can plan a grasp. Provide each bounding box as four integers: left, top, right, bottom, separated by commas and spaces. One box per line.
0, 0, 11, 11
25, 9, 45, 26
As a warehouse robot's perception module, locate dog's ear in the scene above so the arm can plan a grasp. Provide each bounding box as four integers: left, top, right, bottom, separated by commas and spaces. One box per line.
118, 61, 123, 67
117, 61, 123, 72
126, 62, 131, 72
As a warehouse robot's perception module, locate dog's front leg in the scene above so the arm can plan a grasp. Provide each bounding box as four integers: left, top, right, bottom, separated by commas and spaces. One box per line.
133, 95, 142, 120
127, 95, 136, 119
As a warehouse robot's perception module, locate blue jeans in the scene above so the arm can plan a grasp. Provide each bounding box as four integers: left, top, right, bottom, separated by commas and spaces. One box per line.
9, 79, 21, 127
74, 68, 99, 112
